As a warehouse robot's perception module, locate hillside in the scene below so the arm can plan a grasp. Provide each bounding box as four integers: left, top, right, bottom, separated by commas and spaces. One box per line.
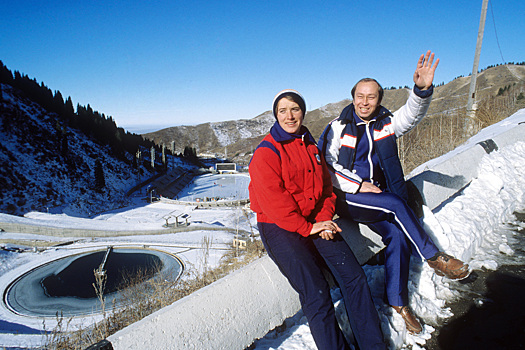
0, 83, 196, 217
144, 111, 275, 157
144, 64, 525, 164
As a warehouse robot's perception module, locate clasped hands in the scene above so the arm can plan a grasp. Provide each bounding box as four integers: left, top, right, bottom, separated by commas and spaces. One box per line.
310, 220, 342, 240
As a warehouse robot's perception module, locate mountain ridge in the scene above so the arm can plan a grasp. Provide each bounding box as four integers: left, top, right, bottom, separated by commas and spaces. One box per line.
144, 64, 525, 163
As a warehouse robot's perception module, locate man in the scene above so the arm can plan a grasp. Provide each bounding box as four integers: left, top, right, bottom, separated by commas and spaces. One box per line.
318, 51, 469, 334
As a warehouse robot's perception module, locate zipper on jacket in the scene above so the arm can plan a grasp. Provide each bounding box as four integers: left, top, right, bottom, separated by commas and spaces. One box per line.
365, 121, 375, 183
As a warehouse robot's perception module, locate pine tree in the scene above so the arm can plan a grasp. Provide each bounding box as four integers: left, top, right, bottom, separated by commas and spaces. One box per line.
59, 126, 69, 158
0, 61, 14, 85
95, 159, 105, 192
53, 90, 65, 116
64, 97, 74, 118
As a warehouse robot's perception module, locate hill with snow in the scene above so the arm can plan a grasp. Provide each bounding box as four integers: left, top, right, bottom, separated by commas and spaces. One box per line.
0, 83, 197, 217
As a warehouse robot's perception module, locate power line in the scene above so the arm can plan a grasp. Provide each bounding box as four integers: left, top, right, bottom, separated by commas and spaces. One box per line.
489, 0, 505, 63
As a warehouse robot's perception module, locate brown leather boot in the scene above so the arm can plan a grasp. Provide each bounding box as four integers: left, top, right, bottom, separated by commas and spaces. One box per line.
427, 252, 470, 280
392, 305, 422, 334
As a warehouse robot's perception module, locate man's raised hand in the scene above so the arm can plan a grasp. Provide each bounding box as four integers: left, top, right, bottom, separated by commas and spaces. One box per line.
413, 50, 440, 90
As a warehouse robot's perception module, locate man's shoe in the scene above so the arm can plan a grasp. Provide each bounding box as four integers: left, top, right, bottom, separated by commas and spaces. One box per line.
392, 305, 422, 334
427, 252, 470, 280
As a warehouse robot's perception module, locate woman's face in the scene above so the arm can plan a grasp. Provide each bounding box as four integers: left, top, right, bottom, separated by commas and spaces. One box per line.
276, 97, 304, 134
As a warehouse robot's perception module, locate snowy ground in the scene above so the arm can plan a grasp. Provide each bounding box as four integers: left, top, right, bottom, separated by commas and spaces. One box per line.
0, 174, 256, 349
176, 173, 250, 202
1, 110, 524, 349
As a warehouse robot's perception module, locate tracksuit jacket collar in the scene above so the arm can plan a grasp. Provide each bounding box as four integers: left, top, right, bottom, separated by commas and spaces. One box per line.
270, 121, 316, 144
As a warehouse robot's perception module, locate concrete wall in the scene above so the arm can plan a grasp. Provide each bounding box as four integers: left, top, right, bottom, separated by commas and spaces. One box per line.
0, 221, 179, 237
108, 256, 301, 350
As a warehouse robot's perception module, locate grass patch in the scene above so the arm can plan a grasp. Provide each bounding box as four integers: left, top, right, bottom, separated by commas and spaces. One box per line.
399, 84, 524, 173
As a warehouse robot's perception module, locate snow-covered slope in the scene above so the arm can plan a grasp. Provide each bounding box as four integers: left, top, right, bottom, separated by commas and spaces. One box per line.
0, 83, 194, 217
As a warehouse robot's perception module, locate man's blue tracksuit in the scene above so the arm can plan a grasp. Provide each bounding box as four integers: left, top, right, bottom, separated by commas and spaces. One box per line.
319, 86, 439, 306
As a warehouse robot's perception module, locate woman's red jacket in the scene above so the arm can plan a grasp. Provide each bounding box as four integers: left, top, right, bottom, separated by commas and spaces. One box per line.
249, 122, 336, 237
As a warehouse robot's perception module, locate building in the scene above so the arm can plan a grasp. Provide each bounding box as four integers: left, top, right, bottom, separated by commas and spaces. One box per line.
215, 163, 237, 174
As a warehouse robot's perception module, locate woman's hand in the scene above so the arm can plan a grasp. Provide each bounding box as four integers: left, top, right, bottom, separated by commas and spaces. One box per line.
310, 221, 342, 240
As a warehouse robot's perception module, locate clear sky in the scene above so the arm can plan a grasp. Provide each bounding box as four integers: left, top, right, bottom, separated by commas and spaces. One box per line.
1, 0, 524, 133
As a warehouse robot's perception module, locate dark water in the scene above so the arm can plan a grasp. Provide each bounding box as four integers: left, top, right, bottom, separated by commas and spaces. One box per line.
41, 251, 162, 298
425, 212, 525, 350
4, 248, 182, 317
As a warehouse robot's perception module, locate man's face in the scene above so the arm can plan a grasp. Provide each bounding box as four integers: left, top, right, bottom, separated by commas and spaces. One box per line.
353, 81, 380, 121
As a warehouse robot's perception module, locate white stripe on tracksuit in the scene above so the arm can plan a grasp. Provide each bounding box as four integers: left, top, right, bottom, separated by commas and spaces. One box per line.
344, 198, 426, 260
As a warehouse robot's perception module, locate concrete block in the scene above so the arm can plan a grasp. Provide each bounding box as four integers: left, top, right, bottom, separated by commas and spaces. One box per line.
336, 219, 385, 265
108, 256, 300, 350
408, 144, 487, 210
408, 120, 525, 211
491, 123, 525, 150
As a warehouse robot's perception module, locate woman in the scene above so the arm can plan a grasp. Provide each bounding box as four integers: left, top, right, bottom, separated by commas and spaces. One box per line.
249, 89, 385, 350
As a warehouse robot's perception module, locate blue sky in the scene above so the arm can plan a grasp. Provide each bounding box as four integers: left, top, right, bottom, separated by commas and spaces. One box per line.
1, 0, 524, 133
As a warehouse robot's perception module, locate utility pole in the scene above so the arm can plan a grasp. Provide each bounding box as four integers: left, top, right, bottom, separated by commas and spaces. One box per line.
151, 146, 155, 169
466, 0, 489, 136
136, 149, 142, 187
162, 144, 166, 168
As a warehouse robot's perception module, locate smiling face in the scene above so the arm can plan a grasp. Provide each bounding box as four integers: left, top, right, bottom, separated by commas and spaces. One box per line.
352, 81, 381, 121
276, 96, 304, 134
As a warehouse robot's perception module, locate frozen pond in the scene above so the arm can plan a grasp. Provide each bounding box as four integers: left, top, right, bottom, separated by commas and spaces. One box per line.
4, 248, 183, 317
177, 173, 250, 202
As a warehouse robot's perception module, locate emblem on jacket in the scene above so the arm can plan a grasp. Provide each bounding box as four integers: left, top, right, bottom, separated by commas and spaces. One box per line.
315, 153, 322, 164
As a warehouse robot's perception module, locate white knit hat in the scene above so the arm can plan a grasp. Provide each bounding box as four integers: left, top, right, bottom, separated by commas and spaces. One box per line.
272, 89, 306, 119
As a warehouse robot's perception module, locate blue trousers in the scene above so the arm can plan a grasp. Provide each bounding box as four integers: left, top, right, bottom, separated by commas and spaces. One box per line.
258, 222, 386, 350
336, 191, 439, 306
